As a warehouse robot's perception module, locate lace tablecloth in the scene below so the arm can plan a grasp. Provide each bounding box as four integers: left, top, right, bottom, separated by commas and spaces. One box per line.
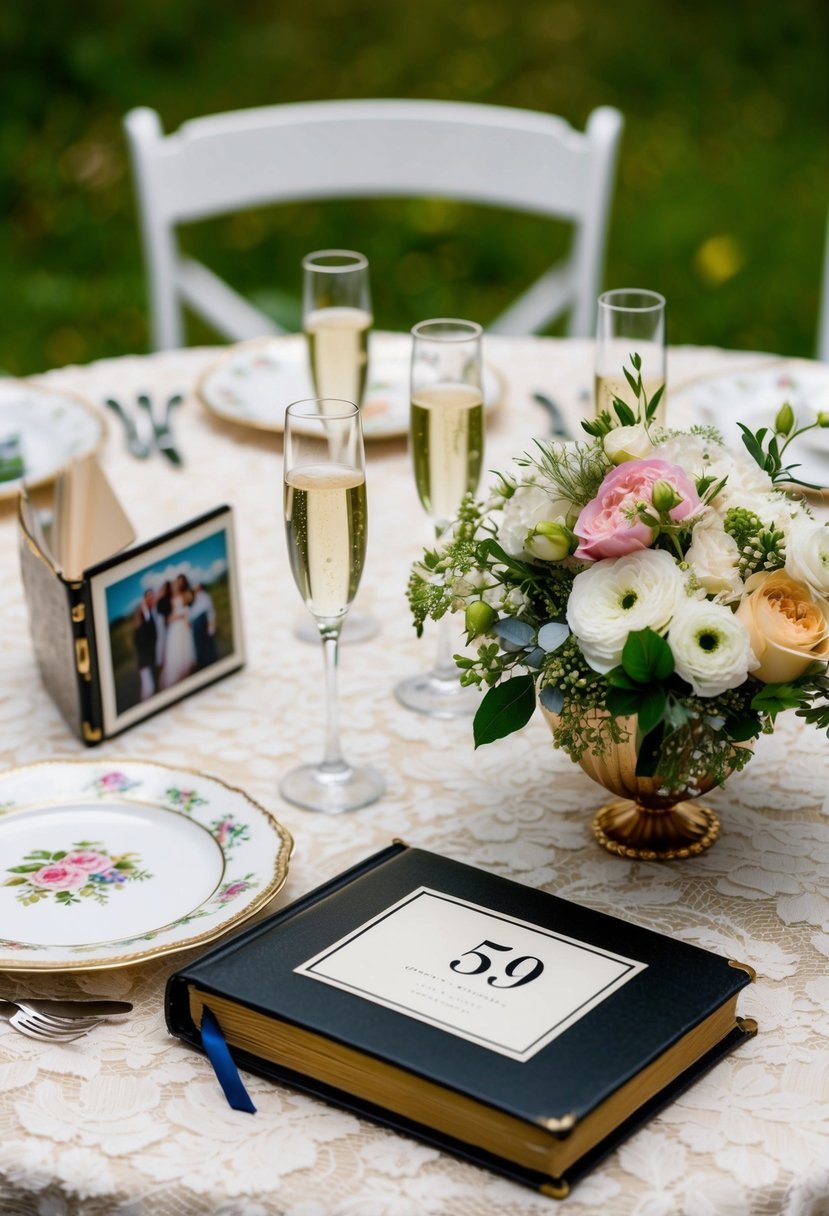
1, 337, 827, 1216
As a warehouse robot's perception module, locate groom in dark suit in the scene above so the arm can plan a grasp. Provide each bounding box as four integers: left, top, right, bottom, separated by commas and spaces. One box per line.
134, 588, 159, 700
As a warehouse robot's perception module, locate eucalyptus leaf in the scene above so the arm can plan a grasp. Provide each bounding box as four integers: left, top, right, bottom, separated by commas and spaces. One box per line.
537, 621, 570, 652
494, 618, 535, 648
524, 647, 547, 668
473, 675, 537, 748
539, 685, 564, 713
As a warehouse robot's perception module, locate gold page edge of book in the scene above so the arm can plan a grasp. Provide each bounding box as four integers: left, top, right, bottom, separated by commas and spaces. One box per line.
187, 988, 742, 1180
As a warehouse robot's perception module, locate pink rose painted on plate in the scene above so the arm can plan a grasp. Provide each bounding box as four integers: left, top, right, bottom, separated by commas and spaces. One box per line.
574, 458, 702, 562
3, 840, 151, 907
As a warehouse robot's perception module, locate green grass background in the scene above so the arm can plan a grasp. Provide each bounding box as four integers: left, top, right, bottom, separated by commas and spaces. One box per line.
2, 0, 827, 374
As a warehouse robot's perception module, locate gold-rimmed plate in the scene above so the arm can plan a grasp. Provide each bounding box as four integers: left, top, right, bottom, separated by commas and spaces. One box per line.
0, 378, 106, 500
196, 331, 505, 440
0, 760, 293, 972
669, 358, 829, 490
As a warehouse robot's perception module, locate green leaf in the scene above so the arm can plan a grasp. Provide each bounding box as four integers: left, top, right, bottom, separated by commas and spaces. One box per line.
606, 667, 639, 689
635, 723, 665, 777
724, 714, 762, 742
647, 383, 665, 418
7, 864, 45, 873
612, 400, 636, 426
751, 682, 804, 715
3, 877, 28, 886
473, 675, 536, 748
631, 352, 642, 372
476, 538, 535, 578
606, 686, 643, 718
623, 366, 641, 397
621, 628, 674, 683
737, 423, 767, 469
638, 687, 668, 735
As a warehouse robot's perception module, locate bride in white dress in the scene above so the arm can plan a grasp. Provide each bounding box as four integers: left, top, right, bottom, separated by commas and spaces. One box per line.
159, 574, 197, 689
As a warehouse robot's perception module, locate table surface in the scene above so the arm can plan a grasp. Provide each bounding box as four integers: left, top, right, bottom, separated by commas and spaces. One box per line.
1, 336, 828, 1216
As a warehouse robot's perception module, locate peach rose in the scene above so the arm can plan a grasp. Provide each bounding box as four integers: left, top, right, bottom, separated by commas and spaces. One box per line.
735, 570, 829, 683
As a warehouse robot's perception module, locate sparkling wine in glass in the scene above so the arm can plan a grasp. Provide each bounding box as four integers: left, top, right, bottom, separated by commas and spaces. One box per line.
298, 249, 377, 645
303, 249, 372, 406
281, 398, 385, 813
395, 318, 484, 718
595, 289, 666, 426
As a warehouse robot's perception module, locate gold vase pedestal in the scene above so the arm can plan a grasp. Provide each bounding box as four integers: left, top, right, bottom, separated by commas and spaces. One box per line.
541, 709, 726, 862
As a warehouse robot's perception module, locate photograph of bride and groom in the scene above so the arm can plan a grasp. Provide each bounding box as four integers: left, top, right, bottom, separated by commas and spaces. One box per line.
104, 524, 239, 720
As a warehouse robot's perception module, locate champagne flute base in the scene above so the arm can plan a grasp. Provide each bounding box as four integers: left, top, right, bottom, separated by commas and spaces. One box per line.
279, 761, 385, 814
394, 671, 480, 719
294, 611, 380, 645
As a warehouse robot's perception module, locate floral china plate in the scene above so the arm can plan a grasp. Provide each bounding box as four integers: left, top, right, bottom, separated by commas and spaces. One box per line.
0, 379, 106, 500
670, 359, 829, 488
0, 760, 293, 972
196, 331, 504, 440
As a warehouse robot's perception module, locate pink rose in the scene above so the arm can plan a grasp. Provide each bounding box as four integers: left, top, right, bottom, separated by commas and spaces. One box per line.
574, 458, 702, 561
31, 863, 90, 891
62, 851, 112, 873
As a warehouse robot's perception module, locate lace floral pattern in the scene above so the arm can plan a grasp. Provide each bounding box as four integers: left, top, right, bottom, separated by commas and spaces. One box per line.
0, 340, 827, 1215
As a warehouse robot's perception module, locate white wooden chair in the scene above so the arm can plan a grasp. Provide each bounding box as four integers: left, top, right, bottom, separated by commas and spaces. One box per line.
124, 99, 624, 351
818, 208, 829, 362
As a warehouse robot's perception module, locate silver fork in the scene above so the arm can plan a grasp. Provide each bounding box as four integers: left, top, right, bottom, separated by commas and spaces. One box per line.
0, 1000, 96, 1042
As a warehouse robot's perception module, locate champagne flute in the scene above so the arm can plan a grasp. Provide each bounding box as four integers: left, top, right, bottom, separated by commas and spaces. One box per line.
298, 249, 377, 644
595, 289, 667, 426
281, 398, 385, 813
395, 319, 484, 718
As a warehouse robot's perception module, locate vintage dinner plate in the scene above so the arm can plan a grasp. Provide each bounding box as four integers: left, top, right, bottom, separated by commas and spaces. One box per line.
0, 378, 106, 501
197, 332, 504, 440
0, 760, 293, 972
670, 359, 829, 489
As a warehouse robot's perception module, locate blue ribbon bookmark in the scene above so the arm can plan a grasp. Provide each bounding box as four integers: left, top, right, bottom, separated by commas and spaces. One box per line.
200, 1007, 257, 1114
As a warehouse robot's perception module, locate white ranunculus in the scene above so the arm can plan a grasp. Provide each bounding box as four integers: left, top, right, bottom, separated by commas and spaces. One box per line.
566, 549, 687, 673
685, 519, 743, 599
785, 514, 829, 594
668, 600, 758, 697
603, 422, 654, 465
652, 434, 775, 511
497, 481, 576, 559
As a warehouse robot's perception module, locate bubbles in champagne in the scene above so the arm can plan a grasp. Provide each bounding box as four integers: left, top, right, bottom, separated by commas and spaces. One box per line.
284, 463, 367, 619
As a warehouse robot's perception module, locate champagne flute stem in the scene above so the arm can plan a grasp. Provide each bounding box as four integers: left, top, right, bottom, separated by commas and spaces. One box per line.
319, 627, 348, 775
432, 613, 459, 682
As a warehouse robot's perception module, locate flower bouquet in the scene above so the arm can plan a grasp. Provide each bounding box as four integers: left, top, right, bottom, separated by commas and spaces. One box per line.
407, 356, 829, 859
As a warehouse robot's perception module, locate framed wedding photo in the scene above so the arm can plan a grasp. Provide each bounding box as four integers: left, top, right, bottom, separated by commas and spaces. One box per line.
88, 505, 245, 738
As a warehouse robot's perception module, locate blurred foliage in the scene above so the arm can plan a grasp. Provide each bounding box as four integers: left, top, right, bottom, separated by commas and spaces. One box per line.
0, 0, 827, 373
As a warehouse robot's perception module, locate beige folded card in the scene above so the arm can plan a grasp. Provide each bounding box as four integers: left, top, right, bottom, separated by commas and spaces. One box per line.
18, 456, 244, 744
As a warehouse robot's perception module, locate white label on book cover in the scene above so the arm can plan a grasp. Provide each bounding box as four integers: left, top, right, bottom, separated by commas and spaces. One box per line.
295, 886, 647, 1062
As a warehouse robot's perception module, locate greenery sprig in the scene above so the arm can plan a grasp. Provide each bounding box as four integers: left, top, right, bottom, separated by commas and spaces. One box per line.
739, 401, 829, 491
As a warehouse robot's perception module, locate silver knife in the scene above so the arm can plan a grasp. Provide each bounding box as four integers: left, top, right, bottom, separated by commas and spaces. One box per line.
0, 997, 133, 1019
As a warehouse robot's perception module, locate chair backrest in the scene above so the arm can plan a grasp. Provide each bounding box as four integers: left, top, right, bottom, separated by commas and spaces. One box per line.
819, 208, 829, 362
124, 99, 624, 351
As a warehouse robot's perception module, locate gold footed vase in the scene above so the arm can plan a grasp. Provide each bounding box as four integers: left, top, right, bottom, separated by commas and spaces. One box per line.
541, 710, 734, 861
